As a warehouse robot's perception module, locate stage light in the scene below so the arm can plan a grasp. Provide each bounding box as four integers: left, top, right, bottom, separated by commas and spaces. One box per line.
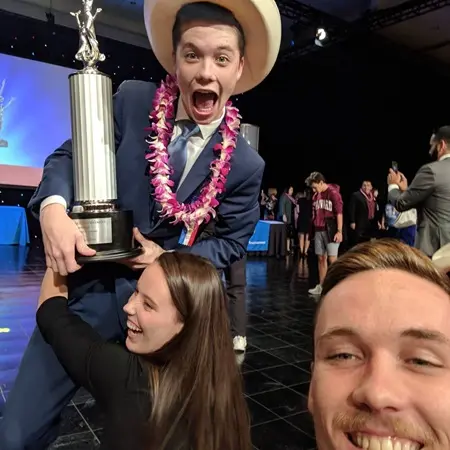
316, 28, 327, 41
315, 27, 329, 48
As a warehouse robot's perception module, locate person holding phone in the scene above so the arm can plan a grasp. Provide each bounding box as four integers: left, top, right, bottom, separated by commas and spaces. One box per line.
388, 126, 450, 256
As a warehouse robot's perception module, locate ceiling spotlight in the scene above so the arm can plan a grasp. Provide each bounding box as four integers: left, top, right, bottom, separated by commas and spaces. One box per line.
316, 28, 327, 40
315, 27, 328, 47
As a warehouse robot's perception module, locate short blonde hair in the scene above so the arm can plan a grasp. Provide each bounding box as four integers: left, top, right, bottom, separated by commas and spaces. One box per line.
318, 239, 450, 314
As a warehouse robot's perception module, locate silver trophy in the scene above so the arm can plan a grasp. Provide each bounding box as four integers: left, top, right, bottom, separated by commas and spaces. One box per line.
69, 0, 140, 262
0, 80, 15, 148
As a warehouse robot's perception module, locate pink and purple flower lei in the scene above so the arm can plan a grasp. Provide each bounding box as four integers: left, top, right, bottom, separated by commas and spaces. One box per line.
145, 74, 241, 231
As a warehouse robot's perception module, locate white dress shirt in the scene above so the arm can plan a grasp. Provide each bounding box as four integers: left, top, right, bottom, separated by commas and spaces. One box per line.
170, 100, 224, 189
40, 100, 224, 212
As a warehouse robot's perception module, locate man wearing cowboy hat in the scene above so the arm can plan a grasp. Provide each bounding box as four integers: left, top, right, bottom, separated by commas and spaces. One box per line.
0, 0, 281, 448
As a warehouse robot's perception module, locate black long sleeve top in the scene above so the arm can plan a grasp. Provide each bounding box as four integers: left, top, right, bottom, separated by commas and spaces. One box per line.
36, 296, 151, 450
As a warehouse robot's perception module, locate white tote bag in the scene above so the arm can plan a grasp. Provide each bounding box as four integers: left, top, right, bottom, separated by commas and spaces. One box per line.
385, 204, 417, 229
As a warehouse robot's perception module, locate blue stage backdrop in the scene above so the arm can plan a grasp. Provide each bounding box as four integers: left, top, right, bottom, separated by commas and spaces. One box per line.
0, 53, 73, 186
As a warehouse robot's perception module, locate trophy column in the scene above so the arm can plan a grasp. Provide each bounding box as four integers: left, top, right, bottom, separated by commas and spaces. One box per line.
69, 0, 140, 263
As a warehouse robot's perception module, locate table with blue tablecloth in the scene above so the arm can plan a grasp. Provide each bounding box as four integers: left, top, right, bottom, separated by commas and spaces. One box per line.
0, 206, 30, 246
247, 220, 286, 257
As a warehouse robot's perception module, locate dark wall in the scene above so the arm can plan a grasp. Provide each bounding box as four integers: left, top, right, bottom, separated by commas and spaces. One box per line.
236, 35, 450, 199
0, 10, 165, 92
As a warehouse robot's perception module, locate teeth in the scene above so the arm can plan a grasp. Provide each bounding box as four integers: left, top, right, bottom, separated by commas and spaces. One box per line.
127, 322, 142, 333
354, 433, 420, 450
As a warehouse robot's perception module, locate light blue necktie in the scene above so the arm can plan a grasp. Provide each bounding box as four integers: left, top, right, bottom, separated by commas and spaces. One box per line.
168, 121, 200, 191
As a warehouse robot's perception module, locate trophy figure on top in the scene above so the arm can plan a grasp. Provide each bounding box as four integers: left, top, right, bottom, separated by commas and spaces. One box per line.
0, 79, 15, 148
70, 0, 106, 70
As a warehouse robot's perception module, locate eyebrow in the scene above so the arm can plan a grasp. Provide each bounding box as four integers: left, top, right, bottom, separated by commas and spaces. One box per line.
182, 42, 236, 53
216, 45, 235, 53
317, 327, 357, 344
401, 328, 450, 345
317, 327, 450, 346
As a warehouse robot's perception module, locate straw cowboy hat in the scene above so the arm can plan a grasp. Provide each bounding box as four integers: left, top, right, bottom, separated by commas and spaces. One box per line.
432, 243, 450, 273
143, 0, 282, 94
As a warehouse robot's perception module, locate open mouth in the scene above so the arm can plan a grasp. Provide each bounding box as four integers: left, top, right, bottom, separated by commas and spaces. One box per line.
127, 320, 143, 336
192, 90, 218, 115
347, 432, 423, 450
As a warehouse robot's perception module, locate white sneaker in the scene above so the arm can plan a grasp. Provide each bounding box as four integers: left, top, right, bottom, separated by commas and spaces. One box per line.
308, 284, 323, 295
233, 335, 247, 352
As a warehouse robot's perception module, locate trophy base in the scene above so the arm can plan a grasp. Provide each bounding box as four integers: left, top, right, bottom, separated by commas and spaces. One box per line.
70, 209, 141, 264
76, 247, 142, 264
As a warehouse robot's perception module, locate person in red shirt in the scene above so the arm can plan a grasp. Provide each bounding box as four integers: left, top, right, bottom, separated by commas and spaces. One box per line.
305, 172, 343, 295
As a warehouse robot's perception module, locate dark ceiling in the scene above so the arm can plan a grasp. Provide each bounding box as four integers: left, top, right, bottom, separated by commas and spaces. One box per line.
1, 0, 450, 64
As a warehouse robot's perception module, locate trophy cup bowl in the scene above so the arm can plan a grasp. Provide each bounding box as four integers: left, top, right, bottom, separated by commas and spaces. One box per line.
69, 1, 141, 263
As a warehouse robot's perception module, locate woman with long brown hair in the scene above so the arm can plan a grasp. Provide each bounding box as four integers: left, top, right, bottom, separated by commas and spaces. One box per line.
36, 252, 250, 450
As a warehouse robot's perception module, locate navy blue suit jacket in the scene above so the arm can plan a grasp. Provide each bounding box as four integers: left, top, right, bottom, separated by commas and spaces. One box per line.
29, 80, 264, 304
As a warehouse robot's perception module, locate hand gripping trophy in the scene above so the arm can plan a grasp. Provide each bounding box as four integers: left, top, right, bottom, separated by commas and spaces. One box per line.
68, 0, 140, 262
0, 79, 15, 148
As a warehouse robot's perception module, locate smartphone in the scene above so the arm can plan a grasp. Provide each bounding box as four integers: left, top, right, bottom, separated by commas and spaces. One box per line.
392, 161, 399, 173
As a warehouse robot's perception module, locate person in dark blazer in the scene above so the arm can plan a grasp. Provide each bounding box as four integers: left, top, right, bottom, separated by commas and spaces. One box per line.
349, 180, 376, 245
388, 126, 450, 257
277, 186, 296, 253
198, 217, 248, 353
0, 1, 282, 448
296, 190, 312, 257
225, 256, 247, 352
